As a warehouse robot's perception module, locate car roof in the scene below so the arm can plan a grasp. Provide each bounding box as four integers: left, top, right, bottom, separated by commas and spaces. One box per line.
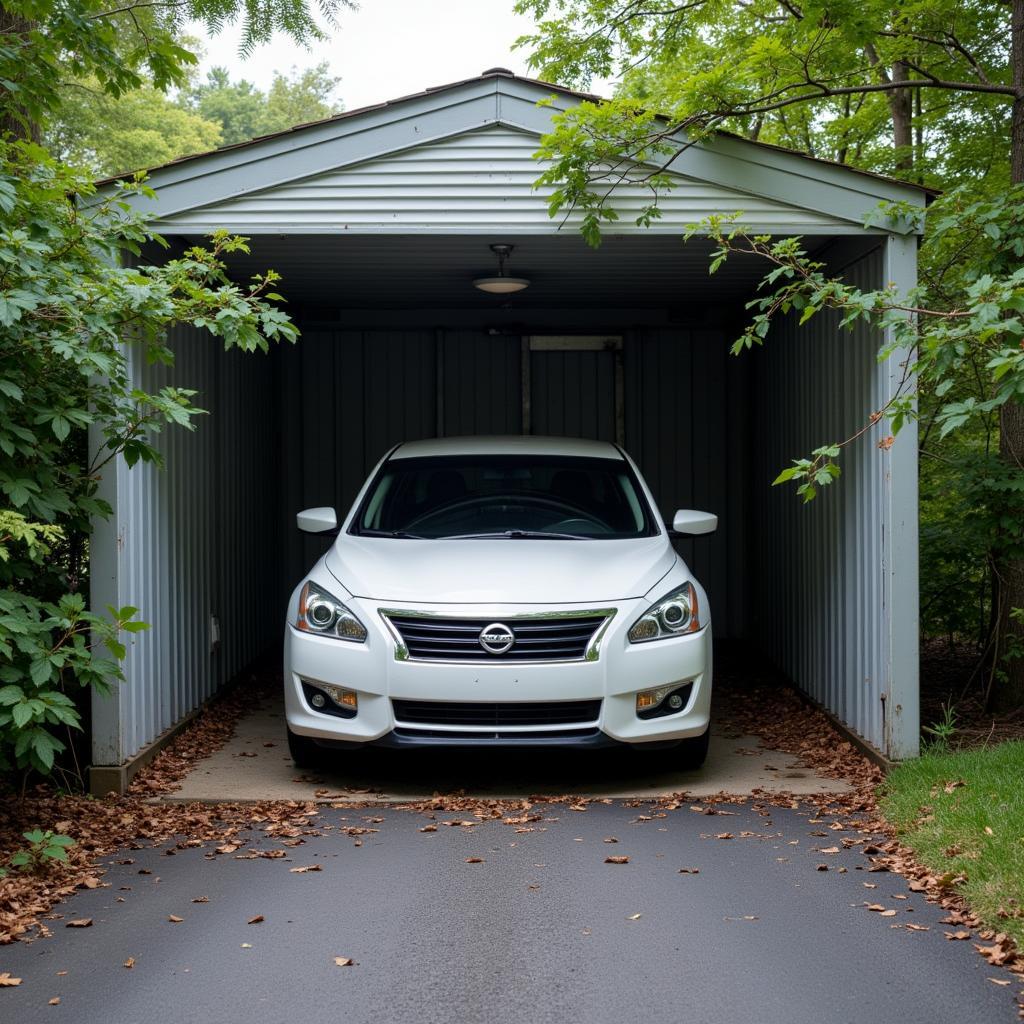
389, 436, 624, 461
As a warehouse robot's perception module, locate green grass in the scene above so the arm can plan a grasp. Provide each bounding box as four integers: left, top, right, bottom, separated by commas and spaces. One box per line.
879, 740, 1024, 946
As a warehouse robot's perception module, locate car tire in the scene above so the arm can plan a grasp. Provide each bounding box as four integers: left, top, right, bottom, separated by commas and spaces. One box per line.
677, 727, 710, 771
286, 726, 321, 769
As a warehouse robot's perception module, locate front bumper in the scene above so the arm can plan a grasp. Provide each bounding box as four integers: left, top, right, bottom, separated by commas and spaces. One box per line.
284, 597, 712, 748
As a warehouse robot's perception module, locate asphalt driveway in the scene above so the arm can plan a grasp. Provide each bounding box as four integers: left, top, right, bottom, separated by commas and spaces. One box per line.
2, 801, 1018, 1023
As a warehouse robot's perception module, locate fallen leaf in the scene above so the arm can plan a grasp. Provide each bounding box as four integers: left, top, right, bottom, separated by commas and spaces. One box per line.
988, 978, 1011, 987
627, 913, 642, 921
984, 826, 994, 836
816, 864, 829, 871
247, 915, 264, 925
605, 856, 630, 864
240, 943, 252, 949
0, 974, 22, 987
124, 957, 135, 969
289, 865, 323, 873
906, 924, 929, 932
945, 931, 971, 941
715, 833, 734, 840
819, 847, 840, 855
943, 779, 966, 794
866, 904, 887, 912
167, 915, 183, 923
66, 919, 92, 928
49, 997, 60, 1005
603, 837, 618, 843
334, 957, 356, 967
465, 857, 485, 864
418, 825, 437, 833
880, 910, 898, 918
678, 867, 700, 874
191, 896, 209, 903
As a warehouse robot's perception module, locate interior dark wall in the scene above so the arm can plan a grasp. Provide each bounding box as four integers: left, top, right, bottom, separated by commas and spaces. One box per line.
276, 313, 750, 638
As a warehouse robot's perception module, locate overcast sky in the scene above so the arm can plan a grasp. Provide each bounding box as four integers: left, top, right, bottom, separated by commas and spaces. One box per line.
188, 0, 611, 109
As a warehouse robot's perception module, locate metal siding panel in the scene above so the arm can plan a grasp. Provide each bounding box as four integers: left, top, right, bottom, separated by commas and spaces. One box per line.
93, 326, 281, 764
751, 243, 912, 754
160, 127, 856, 236
441, 331, 521, 436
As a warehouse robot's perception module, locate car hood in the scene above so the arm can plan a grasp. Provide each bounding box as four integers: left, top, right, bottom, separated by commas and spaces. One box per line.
325, 535, 676, 604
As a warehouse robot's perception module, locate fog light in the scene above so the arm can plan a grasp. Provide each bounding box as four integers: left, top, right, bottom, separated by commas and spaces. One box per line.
322, 684, 357, 710
309, 691, 327, 709
636, 682, 693, 720
636, 684, 674, 712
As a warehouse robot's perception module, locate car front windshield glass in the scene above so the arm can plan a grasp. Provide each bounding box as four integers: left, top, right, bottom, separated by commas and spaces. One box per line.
354, 454, 657, 539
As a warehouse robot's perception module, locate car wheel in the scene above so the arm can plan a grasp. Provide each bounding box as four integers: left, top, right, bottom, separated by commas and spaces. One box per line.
677, 727, 710, 771
286, 726, 321, 769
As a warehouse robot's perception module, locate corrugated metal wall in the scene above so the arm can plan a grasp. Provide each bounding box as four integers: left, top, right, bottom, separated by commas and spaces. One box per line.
750, 242, 893, 750
91, 327, 279, 764
160, 126, 857, 236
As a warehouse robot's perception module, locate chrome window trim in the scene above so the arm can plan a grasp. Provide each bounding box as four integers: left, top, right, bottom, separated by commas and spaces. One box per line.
378, 607, 617, 664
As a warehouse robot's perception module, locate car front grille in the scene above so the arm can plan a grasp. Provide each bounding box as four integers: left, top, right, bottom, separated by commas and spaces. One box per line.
384, 614, 609, 663
392, 699, 602, 728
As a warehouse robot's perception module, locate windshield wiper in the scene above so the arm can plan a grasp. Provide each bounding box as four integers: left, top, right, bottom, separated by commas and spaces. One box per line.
444, 530, 585, 540
359, 529, 427, 539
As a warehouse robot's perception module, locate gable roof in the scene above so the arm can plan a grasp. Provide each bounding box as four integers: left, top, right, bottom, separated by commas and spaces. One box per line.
120, 69, 929, 235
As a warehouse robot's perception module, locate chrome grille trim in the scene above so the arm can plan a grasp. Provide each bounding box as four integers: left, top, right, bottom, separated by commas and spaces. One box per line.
379, 608, 616, 663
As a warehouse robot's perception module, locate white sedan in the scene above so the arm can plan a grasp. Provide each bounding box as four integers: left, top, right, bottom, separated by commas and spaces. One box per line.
284, 436, 717, 769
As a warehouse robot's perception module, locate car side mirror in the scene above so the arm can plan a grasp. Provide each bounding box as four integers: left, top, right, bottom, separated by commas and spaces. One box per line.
296, 507, 338, 534
671, 509, 718, 536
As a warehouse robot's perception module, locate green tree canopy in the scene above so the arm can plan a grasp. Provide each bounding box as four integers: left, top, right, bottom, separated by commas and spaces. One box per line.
182, 61, 343, 147
47, 82, 223, 176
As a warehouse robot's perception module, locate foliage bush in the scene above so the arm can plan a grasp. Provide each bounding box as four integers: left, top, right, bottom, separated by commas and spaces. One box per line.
0, 139, 297, 784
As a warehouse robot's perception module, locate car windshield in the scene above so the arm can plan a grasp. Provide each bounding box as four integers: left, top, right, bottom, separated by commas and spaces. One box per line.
353, 454, 658, 540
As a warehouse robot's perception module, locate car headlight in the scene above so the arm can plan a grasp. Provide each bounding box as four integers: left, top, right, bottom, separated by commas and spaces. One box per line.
627, 582, 701, 643
296, 581, 367, 642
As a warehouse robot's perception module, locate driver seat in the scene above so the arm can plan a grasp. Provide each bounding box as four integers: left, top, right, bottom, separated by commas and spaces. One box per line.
549, 470, 595, 510
425, 469, 466, 510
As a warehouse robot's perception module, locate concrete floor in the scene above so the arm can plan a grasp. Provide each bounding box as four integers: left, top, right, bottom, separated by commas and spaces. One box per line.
164, 695, 851, 803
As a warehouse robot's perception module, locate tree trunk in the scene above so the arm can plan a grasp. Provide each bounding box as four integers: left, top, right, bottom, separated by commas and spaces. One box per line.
888, 60, 914, 173
1013, 0, 1024, 186
992, 0, 1024, 711
0, 3, 37, 140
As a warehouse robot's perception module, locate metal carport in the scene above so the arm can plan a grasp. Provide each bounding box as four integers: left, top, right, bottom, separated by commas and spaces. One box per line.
88, 68, 925, 792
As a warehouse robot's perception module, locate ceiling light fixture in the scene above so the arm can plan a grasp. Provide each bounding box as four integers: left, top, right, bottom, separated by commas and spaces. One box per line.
473, 244, 530, 294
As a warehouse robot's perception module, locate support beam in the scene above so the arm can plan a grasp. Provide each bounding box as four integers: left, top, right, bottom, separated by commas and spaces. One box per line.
881, 232, 920, 759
